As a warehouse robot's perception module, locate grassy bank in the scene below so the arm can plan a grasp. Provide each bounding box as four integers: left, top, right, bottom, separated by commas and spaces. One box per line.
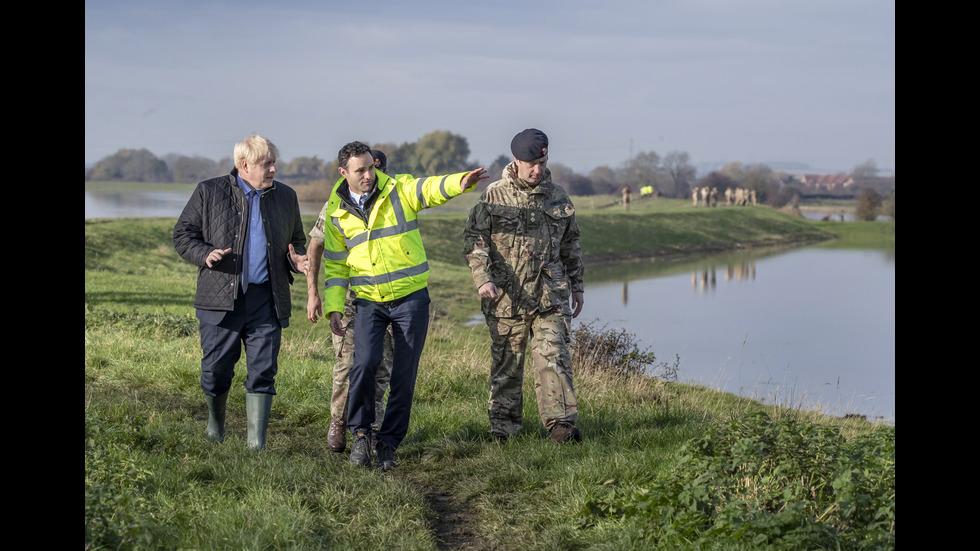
84, 204, 894, 550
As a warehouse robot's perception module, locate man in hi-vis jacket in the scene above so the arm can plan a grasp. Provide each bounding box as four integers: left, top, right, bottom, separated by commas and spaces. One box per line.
317, 140, 488, 471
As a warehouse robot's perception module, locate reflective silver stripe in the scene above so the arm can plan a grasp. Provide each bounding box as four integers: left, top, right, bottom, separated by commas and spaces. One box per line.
331, 216, 348, 241
388, 186, 408, 225
325, 277, 349, 290
325, 217, 352, 257
323, 249, 348, 261
415, 177, 429, 209
358, 220, 418, 244
346, 187, 417, 249
348, 232, 367, 249
350, 261, 429, 287
437, 175, 451, 200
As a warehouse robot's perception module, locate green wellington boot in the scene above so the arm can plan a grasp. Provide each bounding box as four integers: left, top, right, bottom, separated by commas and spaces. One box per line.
203, 391, 229, 442
246, 393, 274, 450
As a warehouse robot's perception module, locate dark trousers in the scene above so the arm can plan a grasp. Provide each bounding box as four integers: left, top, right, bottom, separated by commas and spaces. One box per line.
198, 282, 281, 396
347, 287, 430, 449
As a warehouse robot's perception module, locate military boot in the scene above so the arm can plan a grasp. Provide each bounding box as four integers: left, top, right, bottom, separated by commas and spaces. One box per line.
327, 418, 347, 453
549, 422, 582, 443
246, 393, 273, 450
203, 391, 229, 442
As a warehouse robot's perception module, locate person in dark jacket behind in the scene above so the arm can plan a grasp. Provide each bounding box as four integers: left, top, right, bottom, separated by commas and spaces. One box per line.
173, 134, 309, 451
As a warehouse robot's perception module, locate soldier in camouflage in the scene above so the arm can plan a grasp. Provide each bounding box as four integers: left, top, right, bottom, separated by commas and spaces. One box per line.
462, 128, 585, 445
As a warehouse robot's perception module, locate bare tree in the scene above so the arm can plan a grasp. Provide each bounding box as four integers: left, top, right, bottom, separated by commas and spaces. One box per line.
547, 162, 576, 185
279, 156, 329, 182
741, 163, 779, 203
618, 151, 663, 195
588, 165, 618, 195
170, 155, 224, 183
662, 151, 696, 198
720, 161, 744, 183
561, 173, 596, 196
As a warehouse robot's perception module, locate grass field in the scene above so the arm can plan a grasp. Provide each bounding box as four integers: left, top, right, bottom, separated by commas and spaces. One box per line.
84, 194, 894, 550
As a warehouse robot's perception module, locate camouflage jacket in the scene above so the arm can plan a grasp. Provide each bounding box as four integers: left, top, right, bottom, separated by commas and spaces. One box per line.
462, 162, 584, 318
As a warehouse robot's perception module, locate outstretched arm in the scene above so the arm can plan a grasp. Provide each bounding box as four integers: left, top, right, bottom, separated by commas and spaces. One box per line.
460, 168, 489, 192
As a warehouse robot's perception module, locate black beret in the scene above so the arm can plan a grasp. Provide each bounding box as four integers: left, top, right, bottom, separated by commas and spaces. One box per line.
371, 149, 387, 171
510, 128, 549, 162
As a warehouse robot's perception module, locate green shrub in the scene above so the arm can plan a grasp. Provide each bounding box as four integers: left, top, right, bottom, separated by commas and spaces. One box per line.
570, 318, 662, 378
579, 411, 895, 550
855, 189, 883, 221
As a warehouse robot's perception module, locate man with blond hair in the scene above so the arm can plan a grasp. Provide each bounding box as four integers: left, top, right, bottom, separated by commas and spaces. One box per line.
174, 134, 309, 451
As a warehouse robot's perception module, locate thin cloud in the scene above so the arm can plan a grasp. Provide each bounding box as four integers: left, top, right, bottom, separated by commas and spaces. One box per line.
85, 0, 894, 174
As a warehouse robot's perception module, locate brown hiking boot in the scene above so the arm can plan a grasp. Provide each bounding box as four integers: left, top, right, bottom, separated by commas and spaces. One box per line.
327, 419, 346, 452
549, 422, 582, 443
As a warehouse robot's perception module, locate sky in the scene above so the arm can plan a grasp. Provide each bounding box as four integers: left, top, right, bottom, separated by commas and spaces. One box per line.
85, 0, 895, 176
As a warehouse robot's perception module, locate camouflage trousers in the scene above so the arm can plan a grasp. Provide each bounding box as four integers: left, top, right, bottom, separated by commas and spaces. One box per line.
485, 310, 578, 437
331, 300, 394, 432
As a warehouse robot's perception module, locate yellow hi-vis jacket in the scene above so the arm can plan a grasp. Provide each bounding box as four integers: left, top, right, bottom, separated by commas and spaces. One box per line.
321, 169, 476, 314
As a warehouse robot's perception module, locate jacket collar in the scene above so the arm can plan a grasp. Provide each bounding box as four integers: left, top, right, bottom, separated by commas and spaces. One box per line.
336, 170, 389, 209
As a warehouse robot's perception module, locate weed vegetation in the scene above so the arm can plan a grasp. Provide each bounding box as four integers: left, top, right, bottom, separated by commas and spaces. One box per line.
85, 199, 894, 550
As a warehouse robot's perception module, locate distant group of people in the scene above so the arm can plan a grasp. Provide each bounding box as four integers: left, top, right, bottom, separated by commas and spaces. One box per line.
620, 185, 660, 210
173, 128, 585, 472
692, 186, 756, 207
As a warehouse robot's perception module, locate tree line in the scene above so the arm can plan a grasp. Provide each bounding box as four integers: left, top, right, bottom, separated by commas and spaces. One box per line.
85, 129, 894, 213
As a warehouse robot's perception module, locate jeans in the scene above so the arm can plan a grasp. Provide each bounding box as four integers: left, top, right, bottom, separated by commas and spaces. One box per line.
346, 287, 430, 449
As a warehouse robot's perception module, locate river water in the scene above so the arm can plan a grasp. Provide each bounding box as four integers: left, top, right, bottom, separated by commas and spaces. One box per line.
84, 189, 325, 218
572, 245, 895, 425
86, 190, 895, 424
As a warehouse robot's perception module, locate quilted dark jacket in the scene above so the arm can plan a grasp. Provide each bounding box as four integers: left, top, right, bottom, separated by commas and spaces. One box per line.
173, 169, 308, 327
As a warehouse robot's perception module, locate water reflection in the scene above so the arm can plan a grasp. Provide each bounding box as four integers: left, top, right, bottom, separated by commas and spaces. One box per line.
690, 260, 757, 295
85, 190, 194, 218
584, 245, 894, 425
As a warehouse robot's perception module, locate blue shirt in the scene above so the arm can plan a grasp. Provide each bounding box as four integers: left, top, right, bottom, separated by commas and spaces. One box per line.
237, 175, 269, 289
349, 189, 371, 212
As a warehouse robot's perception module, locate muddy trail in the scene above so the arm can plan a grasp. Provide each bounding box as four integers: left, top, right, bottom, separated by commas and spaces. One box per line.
420, 482, 488, 550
